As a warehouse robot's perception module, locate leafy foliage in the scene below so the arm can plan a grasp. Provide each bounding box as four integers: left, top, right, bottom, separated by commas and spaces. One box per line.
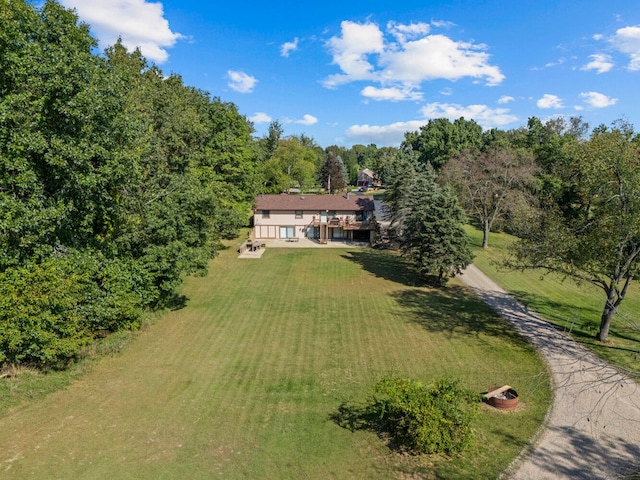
403, 117, 483, 170
367, 377, 480, 455
0, 1, 259, 369
0, 251, 147, 369
509, 120, 640, 342
319, 151, 347, 192
440, 146, 539, 248
260, 137, 318, 192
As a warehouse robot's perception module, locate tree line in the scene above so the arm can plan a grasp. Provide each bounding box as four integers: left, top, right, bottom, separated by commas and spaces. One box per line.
2, 0, 638, 369
0, 1, 417, 370
384, 116, 640, 344
0, 1, 264, 369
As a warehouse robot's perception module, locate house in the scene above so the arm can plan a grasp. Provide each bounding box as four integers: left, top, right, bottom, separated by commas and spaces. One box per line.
253, 193, 376, 244
356, 168, 375, 188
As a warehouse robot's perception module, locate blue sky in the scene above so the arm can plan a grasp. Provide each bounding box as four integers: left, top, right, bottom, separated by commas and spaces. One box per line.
58, 0, 640, 147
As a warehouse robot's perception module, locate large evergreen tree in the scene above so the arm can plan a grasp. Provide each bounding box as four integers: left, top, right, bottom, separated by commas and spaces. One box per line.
397, 166, 473, 285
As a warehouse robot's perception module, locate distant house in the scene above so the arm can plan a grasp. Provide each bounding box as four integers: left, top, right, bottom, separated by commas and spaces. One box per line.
357, 168, 375, 188
253, 193, 376, 244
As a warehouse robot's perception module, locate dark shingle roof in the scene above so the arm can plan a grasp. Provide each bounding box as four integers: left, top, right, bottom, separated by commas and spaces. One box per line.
254, 194, 374, 212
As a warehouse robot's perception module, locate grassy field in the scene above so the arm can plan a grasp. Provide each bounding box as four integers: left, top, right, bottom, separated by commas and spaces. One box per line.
466, 226, 640, 376
0, 244, 550, 479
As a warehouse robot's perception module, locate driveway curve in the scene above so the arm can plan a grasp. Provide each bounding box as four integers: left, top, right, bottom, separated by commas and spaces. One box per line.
460, 264, 640, 479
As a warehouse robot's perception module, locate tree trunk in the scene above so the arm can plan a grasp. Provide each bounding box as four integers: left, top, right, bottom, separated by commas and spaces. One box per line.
482, 217, 489, 248
596, 291, 617, 342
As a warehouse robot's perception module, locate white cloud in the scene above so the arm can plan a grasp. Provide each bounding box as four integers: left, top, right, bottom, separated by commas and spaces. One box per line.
537, 94, 564, 109
323, 21, 385, 88
361, 86, 423, 102
380, 34, 505, 86
227, 70, 257, 93
60, 0, 182, 64
283, 114, 318, 125
346, 120, 427, 146
345, 101, 518, 146
249, 112, 272, 123
581, 54, 614, 73
295, 114, 318, 125
542, 58, 566, 69
323, 20, 504, 95
387, 21, 431, 43
610, 25, 640, 70
498, 95, 514, 104
280, 38, 299, 57
420, 102, 518, 129
580, 91, 618, 108
431, 20, 456, 29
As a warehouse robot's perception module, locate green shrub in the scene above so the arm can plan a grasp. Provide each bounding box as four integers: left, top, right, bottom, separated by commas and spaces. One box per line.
368, 377, 480, 455
0, 251, 147, 369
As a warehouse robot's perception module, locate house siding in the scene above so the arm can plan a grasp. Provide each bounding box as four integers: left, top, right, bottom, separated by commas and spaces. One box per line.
254, 210, 311, 239
252, 194, 376, 243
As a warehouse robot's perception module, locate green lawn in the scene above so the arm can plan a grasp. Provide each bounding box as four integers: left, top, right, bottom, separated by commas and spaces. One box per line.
466, 225, 640, 376
0, 244, 550, 479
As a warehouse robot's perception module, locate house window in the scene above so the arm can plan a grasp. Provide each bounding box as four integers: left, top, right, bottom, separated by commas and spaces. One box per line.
295, 210, 303, 219
262, 210, 270, 218
280, 226, 295, 238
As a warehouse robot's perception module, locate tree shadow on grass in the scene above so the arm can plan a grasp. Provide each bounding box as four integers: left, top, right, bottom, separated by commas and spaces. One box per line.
342, 249, 528, 344
509, 289, 600, 321
342, 250, 432, 288
166, 293, 188, 311
330, 401, 378, 434
391, 286, 529, 346
508, 290, 640, 352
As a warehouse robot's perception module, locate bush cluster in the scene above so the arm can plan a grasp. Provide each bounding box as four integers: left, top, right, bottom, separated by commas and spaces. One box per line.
368, 377, 480, 455
0, 251, 148, 369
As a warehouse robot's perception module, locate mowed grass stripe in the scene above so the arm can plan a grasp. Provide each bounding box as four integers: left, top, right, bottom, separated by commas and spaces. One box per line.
0, 245, 550, 479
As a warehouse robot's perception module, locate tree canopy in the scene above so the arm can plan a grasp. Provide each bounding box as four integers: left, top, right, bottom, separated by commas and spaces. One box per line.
319, 152, 347, 193
440, 146, 539, 248
3, 0, 640, 365
509, 121, 640, 342
403, 117, 483, 170
0, 1, 259, 368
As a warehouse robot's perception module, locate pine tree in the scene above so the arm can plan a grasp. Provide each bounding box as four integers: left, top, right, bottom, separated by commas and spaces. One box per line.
399, 166, 474, 285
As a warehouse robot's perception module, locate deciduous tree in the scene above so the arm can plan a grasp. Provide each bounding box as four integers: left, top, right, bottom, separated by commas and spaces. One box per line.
403, 117, 483, 170
440, 147, 539, 248
509, 121, 640, 342
319, 152, 347, 193
0, 1, 259, 368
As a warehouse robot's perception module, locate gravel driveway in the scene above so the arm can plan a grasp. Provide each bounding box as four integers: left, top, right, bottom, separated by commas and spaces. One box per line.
460, 264, 640, 479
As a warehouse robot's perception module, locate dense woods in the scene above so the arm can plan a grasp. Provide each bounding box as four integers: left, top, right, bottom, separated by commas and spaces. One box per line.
0, 1, 260, 368
1, 0, 639, 369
